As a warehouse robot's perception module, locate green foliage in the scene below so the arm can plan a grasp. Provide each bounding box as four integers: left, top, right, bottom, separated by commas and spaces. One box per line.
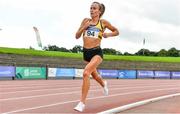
103, 48, 118, 55
0, 47, 180, 63
70, 45, 83, 53
135, 48, 180, 57
167, 47, 179, 57
124, 52, 132, 56
43, 45, 70, 52
40, 45, 180, 57
158, 49, 168, 56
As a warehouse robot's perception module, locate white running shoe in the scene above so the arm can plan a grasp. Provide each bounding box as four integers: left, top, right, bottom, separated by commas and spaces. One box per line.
74, 102, 85, 112
103, 81, 108, 96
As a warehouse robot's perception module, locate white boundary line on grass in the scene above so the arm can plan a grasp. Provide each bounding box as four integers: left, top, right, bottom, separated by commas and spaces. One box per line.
97, 93, 180, 114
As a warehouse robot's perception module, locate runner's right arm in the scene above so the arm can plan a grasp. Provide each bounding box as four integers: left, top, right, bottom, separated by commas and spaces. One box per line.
75, 18, 91, 39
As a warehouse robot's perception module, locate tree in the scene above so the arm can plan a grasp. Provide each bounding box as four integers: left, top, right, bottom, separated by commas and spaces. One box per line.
43, 45, 69, 52
167, 47, 179, 57
103, 48, 117, 55
45, 45, 59, 51
124, 52, 132, 56
149, 51, 158, 56
58, 47, 70, 52
157, 49, 167, 57
29, 46, 35, 50
135, 49, 151, 56
71, 45, 83, 53
116, 50, 122, 55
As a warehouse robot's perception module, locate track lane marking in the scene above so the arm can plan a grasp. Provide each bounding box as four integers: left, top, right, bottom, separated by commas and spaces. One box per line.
97, 93, 180, 114
1, 82, 179, 94
3, 87, 180, 114
1, 84, 180, 101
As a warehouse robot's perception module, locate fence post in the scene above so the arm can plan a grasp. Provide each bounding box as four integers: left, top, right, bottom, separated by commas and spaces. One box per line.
46, 64, 49, 80
12, 63, 16, 80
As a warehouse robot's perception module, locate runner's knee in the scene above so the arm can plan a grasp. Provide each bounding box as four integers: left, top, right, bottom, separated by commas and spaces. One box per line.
83, 69, 91, 78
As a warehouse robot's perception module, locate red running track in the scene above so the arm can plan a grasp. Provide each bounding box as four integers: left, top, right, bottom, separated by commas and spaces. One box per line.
1, 79, 180, 113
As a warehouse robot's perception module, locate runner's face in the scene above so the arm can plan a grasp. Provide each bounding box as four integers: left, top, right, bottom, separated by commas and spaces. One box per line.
90, 3, 101, 18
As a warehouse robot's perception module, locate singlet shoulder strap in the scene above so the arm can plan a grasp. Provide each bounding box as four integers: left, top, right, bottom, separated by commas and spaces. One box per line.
99, 20, 105, 31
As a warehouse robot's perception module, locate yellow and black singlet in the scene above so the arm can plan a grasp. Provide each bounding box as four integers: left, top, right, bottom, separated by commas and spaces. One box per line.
84, 20, 104, 39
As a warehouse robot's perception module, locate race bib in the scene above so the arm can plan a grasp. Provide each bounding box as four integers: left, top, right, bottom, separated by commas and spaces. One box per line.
84, 26, 100, 38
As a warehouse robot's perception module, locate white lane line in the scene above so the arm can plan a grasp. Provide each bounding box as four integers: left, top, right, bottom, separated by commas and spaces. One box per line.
1, 83, 178, 95
97, 93, 180, 114
1, 83, 132, 94
0, 81, 81, 86
1, 84, 84, 90
0, 82, 176, 89
1, 84, 179, 101
0, 83, 76, 88
0, 84, 127, 95
0, 81, 175, 88
3, 87, 180, 114
1, 86, 81, 94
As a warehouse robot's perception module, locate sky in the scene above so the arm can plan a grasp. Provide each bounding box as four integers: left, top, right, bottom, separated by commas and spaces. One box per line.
0, 0, 180, 53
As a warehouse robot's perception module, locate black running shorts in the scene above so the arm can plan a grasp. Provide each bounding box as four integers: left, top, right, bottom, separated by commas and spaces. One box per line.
83, 46, 103, 62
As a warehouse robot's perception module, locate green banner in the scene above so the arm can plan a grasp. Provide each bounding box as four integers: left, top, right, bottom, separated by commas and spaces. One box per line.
16, 67, 46, 79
